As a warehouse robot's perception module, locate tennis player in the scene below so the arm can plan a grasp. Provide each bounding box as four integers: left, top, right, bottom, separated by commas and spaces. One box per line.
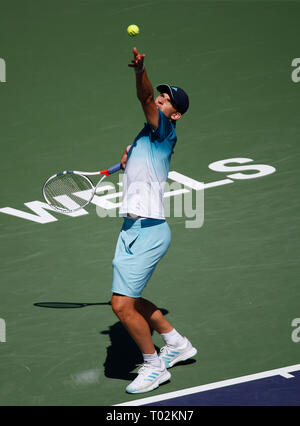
110, 47, 197, 394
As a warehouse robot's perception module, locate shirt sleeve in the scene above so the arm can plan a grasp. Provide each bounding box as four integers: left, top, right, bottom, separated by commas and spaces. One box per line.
150, 110, 175, 142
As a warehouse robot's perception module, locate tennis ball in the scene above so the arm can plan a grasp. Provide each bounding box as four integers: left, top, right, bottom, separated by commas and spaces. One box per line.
127, 24, 139, 37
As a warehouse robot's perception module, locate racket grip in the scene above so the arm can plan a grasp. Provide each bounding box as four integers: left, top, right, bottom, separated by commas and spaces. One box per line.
107, 162, 122, 175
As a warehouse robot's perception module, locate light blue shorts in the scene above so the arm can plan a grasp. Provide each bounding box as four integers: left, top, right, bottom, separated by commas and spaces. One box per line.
112, 217, 171, 298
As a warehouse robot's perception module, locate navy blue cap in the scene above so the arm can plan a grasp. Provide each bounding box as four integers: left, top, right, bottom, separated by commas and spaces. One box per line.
156, 84, 189, 114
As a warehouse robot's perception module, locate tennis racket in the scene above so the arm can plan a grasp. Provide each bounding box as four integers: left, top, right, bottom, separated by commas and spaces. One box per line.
43, 162, 122, 213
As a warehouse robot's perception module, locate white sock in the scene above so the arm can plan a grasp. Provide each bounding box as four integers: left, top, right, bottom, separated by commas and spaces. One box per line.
143, 351, 161, 368
160, 328, 186, 347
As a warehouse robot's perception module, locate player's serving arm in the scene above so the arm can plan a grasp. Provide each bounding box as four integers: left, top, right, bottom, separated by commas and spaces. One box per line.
128, 47, 159, 129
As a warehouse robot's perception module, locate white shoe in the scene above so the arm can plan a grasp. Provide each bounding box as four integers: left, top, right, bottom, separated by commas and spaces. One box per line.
159, 337, 197, 368
126, 359, 171, 394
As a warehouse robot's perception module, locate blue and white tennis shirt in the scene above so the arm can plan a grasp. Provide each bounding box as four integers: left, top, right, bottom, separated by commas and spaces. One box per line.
119, 109, 177, 220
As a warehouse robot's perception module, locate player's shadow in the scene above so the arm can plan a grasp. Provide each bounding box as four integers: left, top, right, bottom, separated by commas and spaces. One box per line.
101, 308, 169, 381
33, 302, 195, 381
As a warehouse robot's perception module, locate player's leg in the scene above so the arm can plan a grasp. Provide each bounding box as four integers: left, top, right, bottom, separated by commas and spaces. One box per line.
135, 297, 173, 334
111, 293, 155, 354
135, 297, 197, 369
111, 293, 170, 394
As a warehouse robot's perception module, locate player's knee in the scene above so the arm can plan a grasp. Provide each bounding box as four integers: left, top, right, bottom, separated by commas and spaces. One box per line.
111, 301, 122, 318
111, 295, 132, 319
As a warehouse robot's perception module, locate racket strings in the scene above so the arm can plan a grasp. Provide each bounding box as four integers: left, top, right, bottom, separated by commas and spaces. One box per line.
44, 173, 93, 210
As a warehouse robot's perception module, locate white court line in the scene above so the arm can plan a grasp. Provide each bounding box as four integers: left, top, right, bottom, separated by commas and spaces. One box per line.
114, 363, 300, 406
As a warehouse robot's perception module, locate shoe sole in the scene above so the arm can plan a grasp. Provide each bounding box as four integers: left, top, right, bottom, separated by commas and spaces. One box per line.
126, 370, 171, 394
165, 347, 198, 368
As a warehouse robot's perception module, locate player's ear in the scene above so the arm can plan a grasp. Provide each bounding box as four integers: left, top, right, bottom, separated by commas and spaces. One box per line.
171, 111, 181, 121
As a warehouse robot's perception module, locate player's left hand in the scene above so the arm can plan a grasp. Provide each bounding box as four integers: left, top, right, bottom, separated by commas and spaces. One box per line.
128, 47, 145, 72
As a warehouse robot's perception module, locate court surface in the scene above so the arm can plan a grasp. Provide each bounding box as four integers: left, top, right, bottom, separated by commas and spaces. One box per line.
1, 0, 300, 406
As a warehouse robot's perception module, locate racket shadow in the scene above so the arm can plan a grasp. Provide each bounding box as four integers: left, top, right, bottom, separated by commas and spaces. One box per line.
100, 308, 169, 381
34, 301, 111, 309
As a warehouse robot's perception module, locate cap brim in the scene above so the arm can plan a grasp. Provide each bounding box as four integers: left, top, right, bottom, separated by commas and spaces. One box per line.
156, 84, 175, 103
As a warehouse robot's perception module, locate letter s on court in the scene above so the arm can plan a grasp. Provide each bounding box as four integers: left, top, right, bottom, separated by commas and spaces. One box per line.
208, 158, 276, 180
291, 318, 300, 343
291, 58, 300, 83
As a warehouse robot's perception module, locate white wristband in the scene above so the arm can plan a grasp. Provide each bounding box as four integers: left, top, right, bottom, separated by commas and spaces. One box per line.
126, 145, 132, 153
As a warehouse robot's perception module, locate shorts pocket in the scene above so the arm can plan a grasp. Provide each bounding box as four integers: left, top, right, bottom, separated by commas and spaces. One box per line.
120, 228, 140, 254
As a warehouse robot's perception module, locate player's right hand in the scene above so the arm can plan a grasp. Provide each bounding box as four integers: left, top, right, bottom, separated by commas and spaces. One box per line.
121, 149, 128, 169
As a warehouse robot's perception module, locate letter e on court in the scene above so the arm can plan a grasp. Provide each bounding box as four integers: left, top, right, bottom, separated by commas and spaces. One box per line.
0, 318, 6, 342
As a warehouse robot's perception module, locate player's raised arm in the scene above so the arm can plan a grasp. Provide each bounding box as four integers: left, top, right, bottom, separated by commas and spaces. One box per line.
128, 47, 159, 129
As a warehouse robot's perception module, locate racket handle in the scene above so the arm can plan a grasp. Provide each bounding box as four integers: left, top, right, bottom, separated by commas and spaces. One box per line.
107, 162, 123, 174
